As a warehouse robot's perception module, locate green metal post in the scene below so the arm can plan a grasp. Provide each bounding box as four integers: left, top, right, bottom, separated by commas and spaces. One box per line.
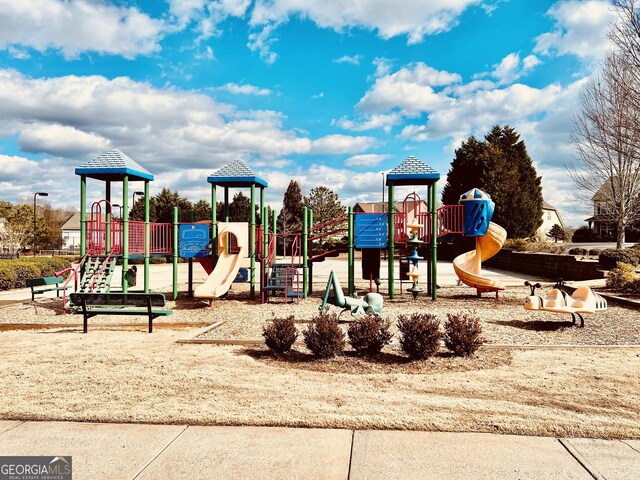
302, 206, 308, 298
144, 180, 150, 293
224, 187, 229, 221
426, 185, 432, 297
173, 207, 178, 300
263, 206, 268, 303
348, 206, 354, 296
250, 184, 256, 300
105, 181, 111, 255
431, 182, 438, 300
308, 209, 314, 294
80, 176, 87, 256
188, 209, 194, 297
122, 176, 129, 293
388, 184, 395, 299
272, 210, 277, 261
211, 185, 217, 266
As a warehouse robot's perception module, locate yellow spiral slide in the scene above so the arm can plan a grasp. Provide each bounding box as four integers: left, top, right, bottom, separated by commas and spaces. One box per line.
452, 222, 507, 295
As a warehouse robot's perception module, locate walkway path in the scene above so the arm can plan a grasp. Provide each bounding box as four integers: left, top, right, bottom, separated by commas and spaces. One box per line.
1, 421, 638, 479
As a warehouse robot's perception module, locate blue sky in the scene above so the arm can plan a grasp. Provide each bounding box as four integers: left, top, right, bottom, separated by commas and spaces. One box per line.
0, 0, 618, 226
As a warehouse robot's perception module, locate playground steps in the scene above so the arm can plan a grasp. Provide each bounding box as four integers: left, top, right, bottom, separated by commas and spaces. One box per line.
265, 264, 302, 298
78, 256, 117, 293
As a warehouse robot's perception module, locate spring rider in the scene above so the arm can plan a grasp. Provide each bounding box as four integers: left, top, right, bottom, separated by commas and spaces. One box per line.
319, 271, 384, 317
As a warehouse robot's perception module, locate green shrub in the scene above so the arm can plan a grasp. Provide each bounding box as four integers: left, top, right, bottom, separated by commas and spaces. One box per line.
504, 238, 528, 251
0, 265, 17, 290
0, 257, 73, 290
397, 313, 441, 360
606, 262, 638, 290
303, 311, 345, 358
599, 249, 640, 270
347, 314, 393, 356
588, 249, 601, 256
572, 225, 595, 242
263, 316, 299, 353
568, 247, 587, 255
443, 313, 484, 357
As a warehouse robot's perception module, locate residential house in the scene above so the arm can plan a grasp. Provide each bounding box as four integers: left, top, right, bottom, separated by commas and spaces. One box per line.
60, 212, 83, 251
537, 201, 565, 240
585, 181, 640, 241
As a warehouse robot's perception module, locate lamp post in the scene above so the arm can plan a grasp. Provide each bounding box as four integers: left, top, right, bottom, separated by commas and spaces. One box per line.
33, 192, 48, 256
132, 191, 144, 219
381, 173, 385, 213
111, 204, 123, 219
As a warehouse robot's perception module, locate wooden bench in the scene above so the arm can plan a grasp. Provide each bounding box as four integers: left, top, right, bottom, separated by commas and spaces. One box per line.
69, 292, 172, 333
26, 276, 68, 301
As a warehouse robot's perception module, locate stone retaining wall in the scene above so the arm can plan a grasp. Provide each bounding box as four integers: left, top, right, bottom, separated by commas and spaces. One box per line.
483, 250, 605, 281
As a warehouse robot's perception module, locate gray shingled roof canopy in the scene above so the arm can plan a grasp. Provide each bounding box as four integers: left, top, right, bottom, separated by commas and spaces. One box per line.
386, 155, 440, 186
75, 149, 154, 181
207, 159, 268, 187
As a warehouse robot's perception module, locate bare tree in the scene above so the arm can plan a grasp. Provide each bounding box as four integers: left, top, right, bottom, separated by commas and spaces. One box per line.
570, 51, 640, 248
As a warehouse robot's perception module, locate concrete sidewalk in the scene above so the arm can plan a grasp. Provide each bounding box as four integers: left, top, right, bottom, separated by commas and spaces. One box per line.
1, 421, 638, 480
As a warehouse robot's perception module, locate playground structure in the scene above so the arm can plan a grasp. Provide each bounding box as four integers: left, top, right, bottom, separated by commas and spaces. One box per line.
69, 151, 506, 305
523, 280, 607, 327
452, 189, 507, 298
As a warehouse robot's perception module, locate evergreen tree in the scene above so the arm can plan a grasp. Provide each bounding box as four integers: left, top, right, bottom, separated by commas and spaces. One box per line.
441, 125, 543, 239
547, 224, 567, 242
192, 199, 211, 222
303, 186, 346, 227
277, 180, 303, 253
129, 198, 157, 222
152, 187, 193, 223
441, 136, 486, 206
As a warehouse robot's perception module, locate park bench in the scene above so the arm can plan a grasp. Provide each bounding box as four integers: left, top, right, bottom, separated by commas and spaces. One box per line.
26, 276, 68, 302
69, 292, 172, 333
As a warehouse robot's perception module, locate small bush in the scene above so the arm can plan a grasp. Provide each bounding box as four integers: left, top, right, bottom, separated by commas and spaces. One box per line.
606, 262, 638, 290
347, 314, 393, 356
599, 249, 640, 270
263, 316, 299, 353
397, 313, 441, 360
572, 225, 595, 242
568, 247, 587, 256
303, 311, 345, 358
0, 257, 73, 290
504, 238, 528, 251
588, 249, 601, 256
443, 313, 484, 357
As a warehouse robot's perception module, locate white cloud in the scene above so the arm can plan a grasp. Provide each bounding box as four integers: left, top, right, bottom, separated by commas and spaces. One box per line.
218, 83, 272, 96
357, 62, 460, 116
250, 0, 482, 44
18, 124, 111, 155
0, 0, 165, 59
0, 69, 377, 196
247, 23, 278, 64
373, 57, 394, 78
488, 52, 541, 84
344, 154, 391, 167
534, 0, 615, 60
334, 113, 402, 133
335, 55, 363, 65
168, 0, 251, 39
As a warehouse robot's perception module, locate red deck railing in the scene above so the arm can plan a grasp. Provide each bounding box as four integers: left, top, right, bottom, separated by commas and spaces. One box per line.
86, 219, 172, 256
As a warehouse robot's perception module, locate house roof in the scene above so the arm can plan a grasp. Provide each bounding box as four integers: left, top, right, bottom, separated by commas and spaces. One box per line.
207, 159, 267, 188
542, 201, 565, 226
75, 149, 154, 182
386, 156, 440, 186
61, 212, 106, 231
